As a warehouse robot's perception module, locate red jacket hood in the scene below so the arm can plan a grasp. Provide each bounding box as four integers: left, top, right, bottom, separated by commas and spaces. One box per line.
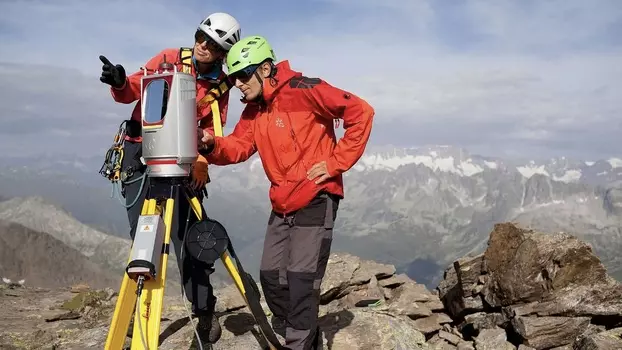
261, 60, 301, 102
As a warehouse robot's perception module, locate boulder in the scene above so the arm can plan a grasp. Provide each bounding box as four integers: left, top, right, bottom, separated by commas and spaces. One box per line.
436, 222, 622, 350
319, 308, 429, 349
481, 223, 616, 308
573, 327, 622, 349
473, 327, 515, 350
510, 316, 590, 349
320, 252, 396, 303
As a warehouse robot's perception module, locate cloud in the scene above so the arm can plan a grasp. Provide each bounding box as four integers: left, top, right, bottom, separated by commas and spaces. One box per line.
0, 0, 621, 160
0, 62, 130, 157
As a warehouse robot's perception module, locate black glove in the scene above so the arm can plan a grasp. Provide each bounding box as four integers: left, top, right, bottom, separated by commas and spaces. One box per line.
99, 55, 126, 89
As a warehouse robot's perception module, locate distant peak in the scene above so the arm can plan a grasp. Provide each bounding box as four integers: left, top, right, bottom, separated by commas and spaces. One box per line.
1, 195, 66, 212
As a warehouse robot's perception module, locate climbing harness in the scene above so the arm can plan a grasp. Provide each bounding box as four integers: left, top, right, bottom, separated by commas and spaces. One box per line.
179, 47, 193, 74
180, 46, 231, 135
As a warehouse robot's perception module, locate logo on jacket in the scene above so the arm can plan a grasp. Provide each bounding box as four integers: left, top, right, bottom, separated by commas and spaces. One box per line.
275, 117, 284, 128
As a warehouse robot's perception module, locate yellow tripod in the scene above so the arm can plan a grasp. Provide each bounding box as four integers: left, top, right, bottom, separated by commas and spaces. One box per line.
104, 96, 285, 350
104, 177, 188, 349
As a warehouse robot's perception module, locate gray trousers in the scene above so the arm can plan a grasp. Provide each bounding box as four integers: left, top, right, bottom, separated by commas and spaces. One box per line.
259, 192, 339, 350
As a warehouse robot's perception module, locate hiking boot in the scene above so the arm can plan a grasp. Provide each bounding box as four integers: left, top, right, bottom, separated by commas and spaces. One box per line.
190, 313, 221, 347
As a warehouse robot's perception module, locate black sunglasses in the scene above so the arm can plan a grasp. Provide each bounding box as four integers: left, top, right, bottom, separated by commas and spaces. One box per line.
194, 30, 224, 52
228, 64, 260, 83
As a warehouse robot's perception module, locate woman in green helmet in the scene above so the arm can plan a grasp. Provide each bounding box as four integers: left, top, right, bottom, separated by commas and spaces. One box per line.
199, 35, 375, 350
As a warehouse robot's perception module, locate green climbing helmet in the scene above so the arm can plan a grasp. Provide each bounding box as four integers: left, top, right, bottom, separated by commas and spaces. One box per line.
226, 35, 276, 76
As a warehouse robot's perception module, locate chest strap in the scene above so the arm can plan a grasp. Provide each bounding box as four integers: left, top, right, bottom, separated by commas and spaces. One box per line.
178, 47, 232, 137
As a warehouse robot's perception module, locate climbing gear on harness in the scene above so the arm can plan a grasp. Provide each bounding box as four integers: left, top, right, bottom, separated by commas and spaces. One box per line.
99, 120, 147, 208
99, 120, 127, 182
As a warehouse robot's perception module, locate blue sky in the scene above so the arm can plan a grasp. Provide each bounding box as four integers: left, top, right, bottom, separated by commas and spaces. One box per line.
0, 0, 621, 160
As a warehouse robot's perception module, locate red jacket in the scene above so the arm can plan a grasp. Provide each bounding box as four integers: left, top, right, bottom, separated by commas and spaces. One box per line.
108, 47, 230, 142
205, 61, 374, 215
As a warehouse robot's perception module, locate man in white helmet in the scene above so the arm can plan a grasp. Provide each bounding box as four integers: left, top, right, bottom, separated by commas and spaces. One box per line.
98, 12, 241, 346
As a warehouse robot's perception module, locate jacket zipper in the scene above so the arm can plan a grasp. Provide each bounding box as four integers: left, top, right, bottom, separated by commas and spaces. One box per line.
285, 113, 307, 169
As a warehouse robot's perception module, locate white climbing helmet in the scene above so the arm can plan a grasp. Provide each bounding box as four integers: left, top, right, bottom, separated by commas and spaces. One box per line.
196, 12, 241, 51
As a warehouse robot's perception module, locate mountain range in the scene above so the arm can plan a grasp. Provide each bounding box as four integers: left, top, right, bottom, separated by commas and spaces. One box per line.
1, 144, 621, 288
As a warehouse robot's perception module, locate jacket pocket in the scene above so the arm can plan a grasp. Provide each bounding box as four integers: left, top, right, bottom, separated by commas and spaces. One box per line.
270, 113, 302, 176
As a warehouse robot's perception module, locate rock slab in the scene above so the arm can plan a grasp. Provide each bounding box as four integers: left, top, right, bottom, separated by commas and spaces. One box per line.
436, 222, 622, 350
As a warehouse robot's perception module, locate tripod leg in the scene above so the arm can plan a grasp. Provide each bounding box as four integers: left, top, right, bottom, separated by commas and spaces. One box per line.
105, 268, 138, 349
187, 197, 247, 303
130, 197, 174, 349
105, 199, 156, 350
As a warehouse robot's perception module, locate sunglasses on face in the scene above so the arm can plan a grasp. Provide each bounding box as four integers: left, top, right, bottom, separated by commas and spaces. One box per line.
194, 30, 224, 53
228, 64, 259, 84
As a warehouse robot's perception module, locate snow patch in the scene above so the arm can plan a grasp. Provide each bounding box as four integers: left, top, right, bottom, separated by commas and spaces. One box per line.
249, 158, 262, 171
533, 199, 565, 208
517, 164, 550, 178
484, 161, 498, 169
355, 154, 483, 176
429, 156, 457, 172
352, 163, 365, 172
459, 160, 484, 176
608, 158, 622, 168
553, 169, 582, 183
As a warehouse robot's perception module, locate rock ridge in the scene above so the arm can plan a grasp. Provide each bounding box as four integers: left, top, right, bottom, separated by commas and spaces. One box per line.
1, 222, 621, 349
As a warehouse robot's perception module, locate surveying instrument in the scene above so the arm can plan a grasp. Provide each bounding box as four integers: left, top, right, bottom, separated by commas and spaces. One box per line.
103, 57, 285, 350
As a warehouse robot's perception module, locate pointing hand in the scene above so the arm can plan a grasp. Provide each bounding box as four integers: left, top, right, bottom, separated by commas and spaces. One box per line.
99, 55, 126, 89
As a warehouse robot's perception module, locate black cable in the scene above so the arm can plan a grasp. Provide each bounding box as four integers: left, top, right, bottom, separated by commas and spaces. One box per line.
134, 275, 148, 349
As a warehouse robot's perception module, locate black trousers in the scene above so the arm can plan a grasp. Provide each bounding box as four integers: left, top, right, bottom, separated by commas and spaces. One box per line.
259, 192, 339, 350
121, 140, 216, 316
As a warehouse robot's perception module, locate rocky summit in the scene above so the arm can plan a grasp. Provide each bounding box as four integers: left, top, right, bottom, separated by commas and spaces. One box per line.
1, 222, 622, 349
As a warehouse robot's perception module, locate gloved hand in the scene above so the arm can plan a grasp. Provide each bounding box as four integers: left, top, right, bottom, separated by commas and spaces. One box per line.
191, 154, 210, 189
99, 55, 127, 89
